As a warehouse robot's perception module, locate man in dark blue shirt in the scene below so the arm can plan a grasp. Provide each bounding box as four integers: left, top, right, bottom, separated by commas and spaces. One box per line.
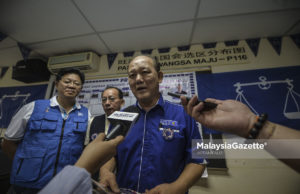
99, 55, 205, 194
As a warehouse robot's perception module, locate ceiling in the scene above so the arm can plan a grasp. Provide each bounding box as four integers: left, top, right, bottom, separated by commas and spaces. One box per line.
0, 0, 300, 67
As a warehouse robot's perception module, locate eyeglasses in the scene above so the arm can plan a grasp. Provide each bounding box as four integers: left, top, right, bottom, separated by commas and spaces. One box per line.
101, 96, 118, 103
61, 79, 82, 87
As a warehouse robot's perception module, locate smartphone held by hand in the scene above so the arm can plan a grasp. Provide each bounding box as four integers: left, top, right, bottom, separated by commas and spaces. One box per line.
167, 92, 217, 111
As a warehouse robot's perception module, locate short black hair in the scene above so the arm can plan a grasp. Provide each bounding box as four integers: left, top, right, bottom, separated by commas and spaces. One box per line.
152, 56, 160, 73
56, 68, 85, 84
129, 55, 160, 73
101, 86, 124, 99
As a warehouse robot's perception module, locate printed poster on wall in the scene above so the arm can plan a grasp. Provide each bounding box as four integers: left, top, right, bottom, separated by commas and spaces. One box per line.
196, 65, 300, 133
0, 84, 48, 129
77, 72, 198, 116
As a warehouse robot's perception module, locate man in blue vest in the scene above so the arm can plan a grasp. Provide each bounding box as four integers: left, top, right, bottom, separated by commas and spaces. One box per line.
99, 55, 206, 193
1, 68, 90, 194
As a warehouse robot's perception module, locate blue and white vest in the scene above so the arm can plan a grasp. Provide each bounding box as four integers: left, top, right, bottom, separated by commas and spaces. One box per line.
10, 99, 88, 189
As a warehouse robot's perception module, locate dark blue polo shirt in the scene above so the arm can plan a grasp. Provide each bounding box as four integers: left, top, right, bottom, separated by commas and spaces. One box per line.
116, 95, 204, 193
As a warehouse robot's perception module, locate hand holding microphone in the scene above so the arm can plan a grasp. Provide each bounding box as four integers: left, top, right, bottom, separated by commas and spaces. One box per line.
105, 105, 140, 141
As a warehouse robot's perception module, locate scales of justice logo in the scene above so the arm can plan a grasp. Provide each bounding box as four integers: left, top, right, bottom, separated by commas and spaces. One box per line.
234, 76, 300, 119
0, 91, 31, 126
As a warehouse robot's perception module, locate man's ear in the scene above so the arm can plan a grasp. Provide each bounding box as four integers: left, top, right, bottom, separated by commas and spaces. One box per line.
158, 71, 163, 84
54, 81, 59, 88
120, 99, 125, 107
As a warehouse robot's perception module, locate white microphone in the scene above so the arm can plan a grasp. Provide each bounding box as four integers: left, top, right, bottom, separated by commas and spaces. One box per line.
105, 106, 139, 141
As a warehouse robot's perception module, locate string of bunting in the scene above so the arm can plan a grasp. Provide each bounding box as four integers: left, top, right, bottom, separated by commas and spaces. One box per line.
0, 67, 9, 79
17, 43, 31, 61
106, 34, 299, 68
0, 32, 32, 79
0, 32, 32, 61
290, 33, 300, 49
0, 31, 298, 69
0, 32, 9, 79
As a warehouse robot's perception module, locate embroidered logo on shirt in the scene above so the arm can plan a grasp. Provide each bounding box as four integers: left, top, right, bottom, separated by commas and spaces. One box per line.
162, 128, 174, 140
78, 112, 83, 117
159, 119, 181, 141
160, 119, 178, 127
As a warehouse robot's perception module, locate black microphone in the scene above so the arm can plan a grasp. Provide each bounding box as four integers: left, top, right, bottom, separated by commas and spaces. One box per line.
167, 92, 217, 111
105, 105, 140, 141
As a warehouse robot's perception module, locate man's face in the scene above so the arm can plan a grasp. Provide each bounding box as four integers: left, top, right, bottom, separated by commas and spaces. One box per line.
128, 56, 163, 105
101, 88, 124, 116
55, 73, 82, 99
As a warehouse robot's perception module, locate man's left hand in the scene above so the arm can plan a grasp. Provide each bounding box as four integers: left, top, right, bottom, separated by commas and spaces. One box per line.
145, 183, 185, 194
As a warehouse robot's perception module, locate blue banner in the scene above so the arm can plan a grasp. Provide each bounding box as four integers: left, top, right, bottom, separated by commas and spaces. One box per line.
0, 84, 48, 128
196, 66, 300, 133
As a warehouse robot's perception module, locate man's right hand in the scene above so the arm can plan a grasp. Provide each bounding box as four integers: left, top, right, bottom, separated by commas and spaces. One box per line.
1, 139, 19, 160
99, 168, 120, 193
181, 96, 257, 138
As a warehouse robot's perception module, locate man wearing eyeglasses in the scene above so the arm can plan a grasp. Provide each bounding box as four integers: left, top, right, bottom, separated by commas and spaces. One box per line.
1, 68, 90, 194
88, 86, 125, 142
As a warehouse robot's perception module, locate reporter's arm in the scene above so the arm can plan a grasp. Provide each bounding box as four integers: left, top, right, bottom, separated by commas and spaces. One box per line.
257, 121, 300, 173
75, 134, 123, 174
181, 96, 300, 173
181, 96, 255, 137
258, 121, 300, 139
39, 165, 92, 194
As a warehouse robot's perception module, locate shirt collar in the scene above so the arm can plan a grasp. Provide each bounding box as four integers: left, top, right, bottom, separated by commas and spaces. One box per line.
136, 93, 165, 112
50, 96, 81, 109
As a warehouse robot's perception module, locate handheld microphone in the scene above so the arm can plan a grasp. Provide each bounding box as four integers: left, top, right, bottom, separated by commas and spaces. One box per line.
105, 105, 140, 141
167, 92, 217, 111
